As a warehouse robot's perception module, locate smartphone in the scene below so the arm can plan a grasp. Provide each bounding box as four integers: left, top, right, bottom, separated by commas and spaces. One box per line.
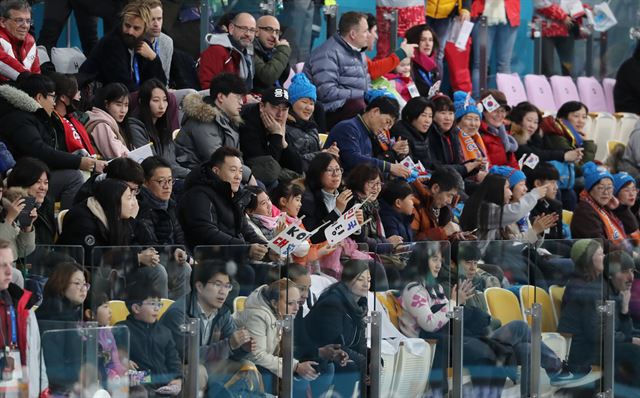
16, 196, 36, 228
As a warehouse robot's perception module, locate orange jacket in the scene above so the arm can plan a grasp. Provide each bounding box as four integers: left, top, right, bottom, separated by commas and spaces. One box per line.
410, 180, 454, 241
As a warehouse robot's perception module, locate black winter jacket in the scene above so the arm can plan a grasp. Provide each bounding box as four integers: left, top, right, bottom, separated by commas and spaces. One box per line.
0, 85, 82, 170
426, 124, 469, 177
115, 315, 182, 386
390, 119, 431, 166
133, 187, 185, 247
177, 164, 265, 251
299, 188, 341, 244
614, 44, 640, 115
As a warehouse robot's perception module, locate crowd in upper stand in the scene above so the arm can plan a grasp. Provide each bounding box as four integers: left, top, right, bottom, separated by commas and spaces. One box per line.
0, 0, 637, 397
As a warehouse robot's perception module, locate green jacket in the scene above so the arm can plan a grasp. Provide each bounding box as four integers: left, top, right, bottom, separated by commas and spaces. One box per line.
252, 39, 292, 94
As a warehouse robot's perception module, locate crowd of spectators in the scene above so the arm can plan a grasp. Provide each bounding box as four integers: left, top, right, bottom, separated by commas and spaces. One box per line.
0, 0, 636, 397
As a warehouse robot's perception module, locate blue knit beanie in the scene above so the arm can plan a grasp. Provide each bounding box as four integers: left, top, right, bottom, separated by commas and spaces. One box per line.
489, 165, 526, 189
453, 91, 482, 120
613, 172, 636, 195
364, 89, 396, 104
583, 161, 613, 191
288, 73, 317, 104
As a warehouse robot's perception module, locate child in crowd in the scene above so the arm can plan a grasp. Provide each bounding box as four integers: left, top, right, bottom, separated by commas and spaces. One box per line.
379, 180, 415, 243
384, 57, 415, 101
117, 283, 182, 396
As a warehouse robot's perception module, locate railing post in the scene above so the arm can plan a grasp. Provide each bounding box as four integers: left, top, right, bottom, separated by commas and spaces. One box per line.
479, 16, 488, 93
528, 303, 542, 397
599, 31, 608, 80
586, 32, 594, 77
531, 20, 543, 75
280, 314, 295, 398
600, 300, 615, 397
182, 318, 200, 398
324, 2, 338, 39
369, 311, 382, 398
199, 0, 210, 53
383, 10, 399, 54
450, 306, 464, 398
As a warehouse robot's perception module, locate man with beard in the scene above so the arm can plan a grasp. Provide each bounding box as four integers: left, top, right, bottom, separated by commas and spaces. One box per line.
79, 0, 166, 91
0, 0, 40, 82
145, 0, 172, 85
198, 12, 256, 90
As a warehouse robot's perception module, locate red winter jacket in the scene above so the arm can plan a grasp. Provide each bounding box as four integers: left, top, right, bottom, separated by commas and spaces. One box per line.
0, 26, 40, 82
197, 34, 254, 90
533, 0, 589, 38
479, 122, 519, 169
471, 0, 521, 27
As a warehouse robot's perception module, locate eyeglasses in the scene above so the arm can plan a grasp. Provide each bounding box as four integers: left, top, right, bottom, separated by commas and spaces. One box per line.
47, 93, 56, 100
151, 178, 174, 187
142, 301, 164, 309
232, 23, 258, 35
207, 281, 233, 290
593, 185, 614, 194
620, 186, 638, 194
70, 281, 91, 291
7, 18, 32, 26
258, 26, 281, 36
365, 180, 382, 189
324, 167, 343, 176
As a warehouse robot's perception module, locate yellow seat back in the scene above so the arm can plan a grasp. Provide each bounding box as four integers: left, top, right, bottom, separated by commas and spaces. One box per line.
520, 285, 557, 332
234, 296, 247, 313
108, 300, 129, 326
375, 291, 403, 328
318, 133, 328, 147
484, 287, 524, 325
549, 285, 566, 327
159, 298, 174, 319
562, 210, 573, 226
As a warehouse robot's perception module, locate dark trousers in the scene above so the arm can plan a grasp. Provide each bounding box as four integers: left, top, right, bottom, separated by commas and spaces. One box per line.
541, 36, 576, 77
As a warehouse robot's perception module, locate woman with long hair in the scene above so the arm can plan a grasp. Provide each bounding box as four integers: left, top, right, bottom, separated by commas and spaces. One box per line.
404, 24, 440, 97
390, 96, 434, 166
130, 79, 190, 179
86, 83, 136, 159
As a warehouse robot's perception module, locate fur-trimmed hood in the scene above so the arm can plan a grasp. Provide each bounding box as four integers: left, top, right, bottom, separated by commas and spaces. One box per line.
0, 84, 42, 114
181, 93, 242, 125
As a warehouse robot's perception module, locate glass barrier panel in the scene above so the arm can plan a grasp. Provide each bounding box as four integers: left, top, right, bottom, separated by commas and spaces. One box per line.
89, 245, 191, 396
194, 244, 283, 396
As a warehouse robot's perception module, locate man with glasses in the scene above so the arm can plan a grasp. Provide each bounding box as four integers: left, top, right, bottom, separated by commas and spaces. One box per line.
79, 0, 166, 91
252, 15, 291, 94
134, 156, 191, 299
0, 0, 40, 82
239, 87, 303, 187
160, 260, 255, 393
198, 12, 256, 90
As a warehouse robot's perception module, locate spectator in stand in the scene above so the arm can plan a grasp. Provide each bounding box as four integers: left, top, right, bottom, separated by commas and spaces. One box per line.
385, 57, 415, 102
129, 78, 189, 180
612, 172, 640, 239
0, 74, 106, 210
59, 178, 169, 294
364, 13, 417, 81
239, 87, 303, 186
252, 15, 291, 94
177, 147, 267, 289
453, 91, 488, 182
236, 279, 333, 396
0, 182, 35, 288
425, 0, 471, 70
571, 162, 627, 242
618, 120, 640, 181
133, 156, 191, 299
614, 42, 640, 114
286, 73, 338, 173
117, 281, 183, 395
144, 0, 173, 85
533, 0, 589, 76
49, 73, 96, 157
379, 180, 415, 243
478, 89, 518, 169
0, 0, 40, 82
198, 12, 256, 90
470, 0, 521, 98
35, 262, 88, 396
412, 166, 464, 241
73, 157, 144, 205
525, 162, 564, 240
305, 260, 370, 398
324, 95, 410, 178
304, 11, 371, 129
6, 157, 54, 246
0, 239, 44, 396
79, 0, 166, 91
160, 260, 254, 391
427, 94, 483, 179
390, 96, 434, 166
404, 24, 440, 97
510, 102, 583, 165
175, 73, 252, 183
85, 83, 137, 159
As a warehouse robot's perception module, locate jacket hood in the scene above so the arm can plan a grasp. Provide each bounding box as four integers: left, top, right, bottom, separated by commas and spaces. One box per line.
86, 196, 109, 230
244, 285, 276, 317
0, 85, 41, 113
182, 93, 224, 123
205, 33, 254, 56
86, 107, 120, 133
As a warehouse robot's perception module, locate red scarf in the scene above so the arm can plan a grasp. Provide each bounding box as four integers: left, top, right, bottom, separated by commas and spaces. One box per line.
580, 190, 627, 243
54, 111, 96, 155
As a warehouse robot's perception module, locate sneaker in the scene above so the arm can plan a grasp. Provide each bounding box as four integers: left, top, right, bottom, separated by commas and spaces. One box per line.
549, 361, 577, 386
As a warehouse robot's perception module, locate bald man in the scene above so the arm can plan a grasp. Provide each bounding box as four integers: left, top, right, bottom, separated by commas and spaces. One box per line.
252, 15, 292, 94
198, 12, 256, 90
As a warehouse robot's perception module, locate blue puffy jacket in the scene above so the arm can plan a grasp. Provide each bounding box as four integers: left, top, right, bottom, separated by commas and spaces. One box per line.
304, 33, 370, 112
